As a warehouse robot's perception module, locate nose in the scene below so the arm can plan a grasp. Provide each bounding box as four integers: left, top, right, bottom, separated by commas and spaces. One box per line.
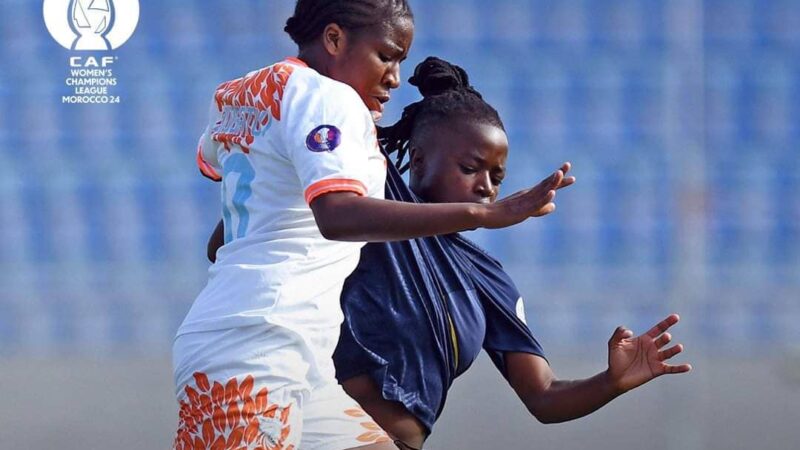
384, 62, 401, 89
474, 171, 494, 198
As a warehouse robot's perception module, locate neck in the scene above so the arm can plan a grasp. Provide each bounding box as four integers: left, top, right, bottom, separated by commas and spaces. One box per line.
297, 46, 331, 77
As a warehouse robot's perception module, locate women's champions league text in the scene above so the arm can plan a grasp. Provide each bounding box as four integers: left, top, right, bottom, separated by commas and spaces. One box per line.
62, 57, 122, 104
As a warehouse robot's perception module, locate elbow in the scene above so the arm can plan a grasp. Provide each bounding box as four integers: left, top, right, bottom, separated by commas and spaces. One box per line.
311, 203, 340, 240
523, 398, 546, 423
316, 218, 358, 241
524, 398, 561, 425
525, 404, 550, 424
533, 413, 558, 425
311, 196, 360, 241
317, 222, 343, 241
529, 411, 560, 425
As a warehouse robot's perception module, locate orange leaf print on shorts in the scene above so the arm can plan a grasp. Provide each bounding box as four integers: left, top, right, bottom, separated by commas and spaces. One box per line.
345, 406, 391, 444
194, 373, 211, 392
344, 408, 367, 418
173, 372, 295, 450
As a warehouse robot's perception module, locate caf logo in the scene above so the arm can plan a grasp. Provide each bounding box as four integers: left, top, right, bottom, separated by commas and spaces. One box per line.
43, 0, 140, 51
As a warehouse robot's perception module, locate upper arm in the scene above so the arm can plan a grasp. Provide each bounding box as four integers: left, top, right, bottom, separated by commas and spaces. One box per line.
503, 351, 555, 411
308, 191, 363, 239
282, 79, 374, 206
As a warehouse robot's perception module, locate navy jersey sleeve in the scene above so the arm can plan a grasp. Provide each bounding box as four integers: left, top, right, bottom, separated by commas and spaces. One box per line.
453, 236, 548, 377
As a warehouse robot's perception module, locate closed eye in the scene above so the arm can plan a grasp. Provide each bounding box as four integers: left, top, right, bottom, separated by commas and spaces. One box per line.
459, 164, 477, 174
378, 52, 391, 63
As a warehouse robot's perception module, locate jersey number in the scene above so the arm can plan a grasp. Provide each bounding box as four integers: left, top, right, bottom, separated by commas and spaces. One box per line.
221, 153, 255, 243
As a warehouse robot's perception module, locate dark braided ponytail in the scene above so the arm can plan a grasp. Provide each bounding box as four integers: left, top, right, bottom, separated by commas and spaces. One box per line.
379, 56, 505, 172
285, 0, 413, 46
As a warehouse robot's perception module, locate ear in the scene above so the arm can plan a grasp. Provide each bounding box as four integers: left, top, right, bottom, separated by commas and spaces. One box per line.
409, 146, 424, 177
322, 23, 347, 56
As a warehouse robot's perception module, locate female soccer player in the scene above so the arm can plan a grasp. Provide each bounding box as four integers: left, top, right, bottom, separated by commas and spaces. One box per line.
175, 2, 574, 450
330, 57, 693, 450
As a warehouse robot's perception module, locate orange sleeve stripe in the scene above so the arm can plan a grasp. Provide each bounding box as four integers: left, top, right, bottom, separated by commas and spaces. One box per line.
197, 147, 222, 182
304, 178, 367, 204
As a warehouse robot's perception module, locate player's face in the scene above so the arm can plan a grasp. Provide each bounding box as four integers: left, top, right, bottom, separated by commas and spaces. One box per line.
330, 17, 414, 121
409, 121, 509, 204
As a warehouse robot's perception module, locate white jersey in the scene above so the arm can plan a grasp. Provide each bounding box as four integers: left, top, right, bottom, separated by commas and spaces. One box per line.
178, 57, 386, 340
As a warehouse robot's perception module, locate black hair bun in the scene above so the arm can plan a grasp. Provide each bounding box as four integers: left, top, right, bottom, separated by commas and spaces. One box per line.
284, 16, 297, 36
408, 56, 472, 98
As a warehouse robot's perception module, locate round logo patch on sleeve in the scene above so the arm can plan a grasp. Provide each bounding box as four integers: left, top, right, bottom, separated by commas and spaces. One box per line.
306, 125, 342, 152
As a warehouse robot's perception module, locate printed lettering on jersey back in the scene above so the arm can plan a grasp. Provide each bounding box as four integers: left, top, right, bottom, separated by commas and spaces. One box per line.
211, 64, 296, 153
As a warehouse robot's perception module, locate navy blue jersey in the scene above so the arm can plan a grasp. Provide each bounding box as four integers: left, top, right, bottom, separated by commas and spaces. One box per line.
333, 156, 546, 432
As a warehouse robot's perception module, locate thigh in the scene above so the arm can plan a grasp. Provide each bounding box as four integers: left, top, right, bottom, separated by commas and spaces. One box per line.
173, 371, 305, 450
299, 381, 394, 450
172, 325, 314, 450
341, 375, 427, 449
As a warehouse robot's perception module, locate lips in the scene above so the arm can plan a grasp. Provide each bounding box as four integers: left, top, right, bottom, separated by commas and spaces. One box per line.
374, 94, 390, 110
368, 95, 390, 122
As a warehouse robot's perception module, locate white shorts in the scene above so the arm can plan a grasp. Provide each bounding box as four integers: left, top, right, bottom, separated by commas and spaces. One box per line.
172, 324, 391, 450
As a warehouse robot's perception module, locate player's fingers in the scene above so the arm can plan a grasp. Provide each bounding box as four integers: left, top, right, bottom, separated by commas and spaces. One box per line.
530, 171, 559, 195
658, 343, 683, 361
560, 162, 572, 175
646, 314, 680, 338
654, 332, 672, 349
556, 176, 576, 190
608, 326, 634, 346
662, 363, 692, 374
527, 188, 555, 208
531, 202, 556, 217
534, 170, 563, 190
549, 169, 564, 190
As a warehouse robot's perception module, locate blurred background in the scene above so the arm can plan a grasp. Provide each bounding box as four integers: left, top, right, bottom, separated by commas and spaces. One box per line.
1, 0, 798, 449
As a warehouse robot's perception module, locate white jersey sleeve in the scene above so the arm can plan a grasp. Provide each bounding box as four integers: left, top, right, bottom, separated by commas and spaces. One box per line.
196, 98, 223, 181
281, 77, 376, 204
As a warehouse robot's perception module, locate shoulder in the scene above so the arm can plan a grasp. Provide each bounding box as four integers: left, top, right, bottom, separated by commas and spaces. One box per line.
285, 66, 366, 114
451, 234, 521, 299
452, 234, 505, 270
211, 60, 301, 113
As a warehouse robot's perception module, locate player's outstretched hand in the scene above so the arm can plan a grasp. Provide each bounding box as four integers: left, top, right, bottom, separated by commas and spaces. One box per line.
607, 314, 692, 394
482, 162, 576, 229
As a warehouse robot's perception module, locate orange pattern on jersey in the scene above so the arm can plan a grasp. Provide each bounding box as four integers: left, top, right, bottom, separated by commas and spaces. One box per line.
173, 373, 296, 450
211, 62, 296, 153
343, 407, 392, 444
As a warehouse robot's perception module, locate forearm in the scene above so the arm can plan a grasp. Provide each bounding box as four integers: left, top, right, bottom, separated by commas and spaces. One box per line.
527, 371, 622, 424
311, 194, 485, 242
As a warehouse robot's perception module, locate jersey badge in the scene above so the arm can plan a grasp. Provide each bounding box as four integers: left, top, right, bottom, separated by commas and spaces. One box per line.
306, 125, 342, 152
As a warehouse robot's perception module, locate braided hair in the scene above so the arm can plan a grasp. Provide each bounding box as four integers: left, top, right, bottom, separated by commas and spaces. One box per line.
379, 57, 505, 172
285, 0, 413, 46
